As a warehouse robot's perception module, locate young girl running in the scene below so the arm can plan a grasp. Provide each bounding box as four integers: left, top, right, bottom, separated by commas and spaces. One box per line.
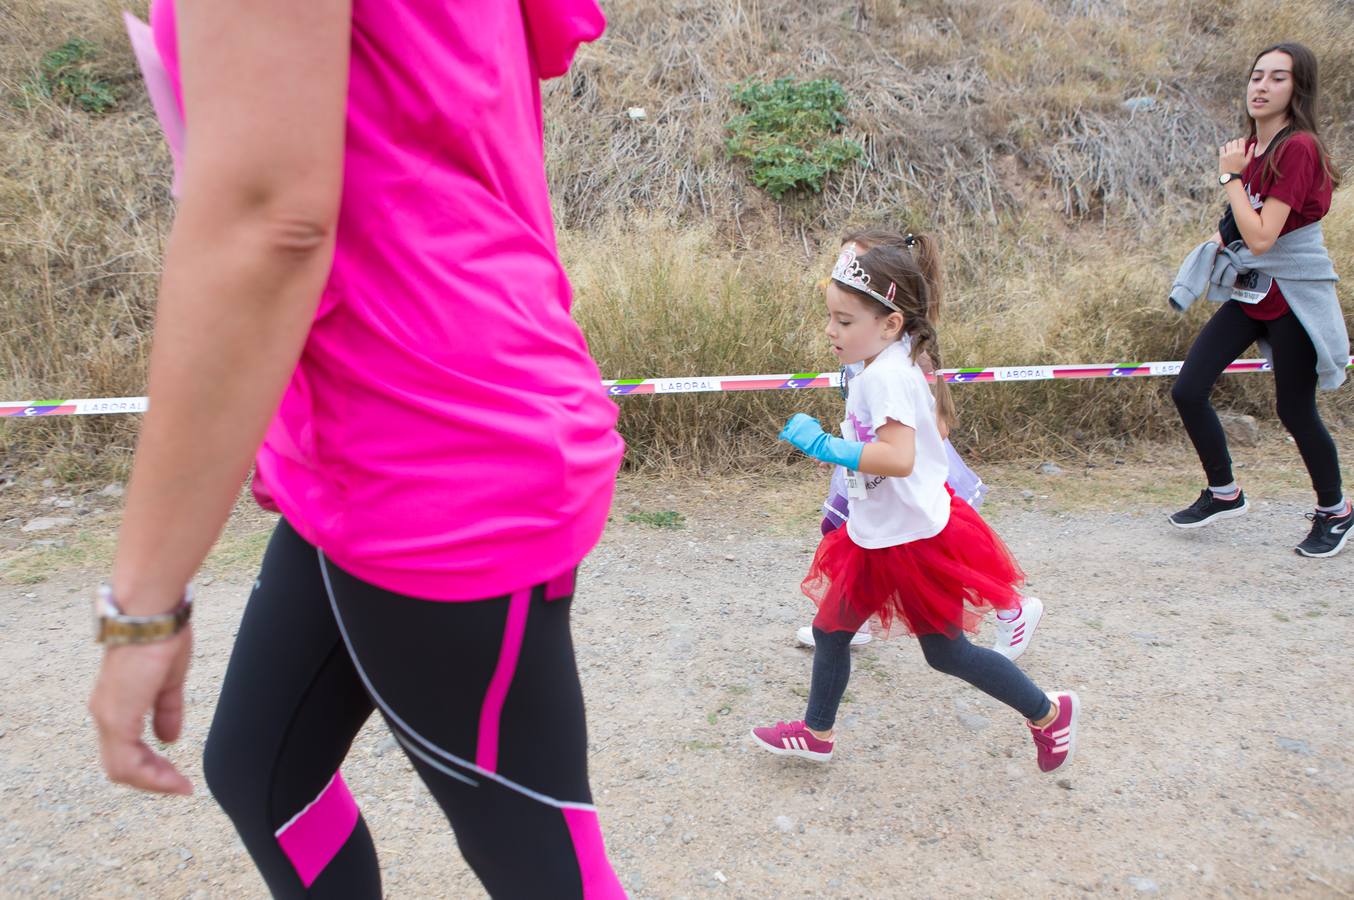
753, 234, 1078, 773
1169, 42, 1349, 557
793, 232, 1042, 659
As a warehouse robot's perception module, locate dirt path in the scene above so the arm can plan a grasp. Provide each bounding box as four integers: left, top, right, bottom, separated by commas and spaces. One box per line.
1, 445, 1351, 898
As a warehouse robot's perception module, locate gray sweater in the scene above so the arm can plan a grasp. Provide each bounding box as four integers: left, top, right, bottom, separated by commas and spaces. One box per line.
1169, 221, 1349, 390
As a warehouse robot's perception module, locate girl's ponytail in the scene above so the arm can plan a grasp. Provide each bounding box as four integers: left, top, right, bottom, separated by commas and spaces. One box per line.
908, 233, 945, 325
909, 319, 957, 434
905, 233, 954, 430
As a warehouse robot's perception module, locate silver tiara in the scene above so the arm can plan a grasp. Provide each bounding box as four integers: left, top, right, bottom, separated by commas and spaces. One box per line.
830, 244, 900, 312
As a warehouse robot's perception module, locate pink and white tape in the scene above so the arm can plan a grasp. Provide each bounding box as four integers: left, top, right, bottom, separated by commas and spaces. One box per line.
4, 357, 1352, 418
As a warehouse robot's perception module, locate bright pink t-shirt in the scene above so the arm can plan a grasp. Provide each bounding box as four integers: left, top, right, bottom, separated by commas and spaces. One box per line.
150, 0, 623, 599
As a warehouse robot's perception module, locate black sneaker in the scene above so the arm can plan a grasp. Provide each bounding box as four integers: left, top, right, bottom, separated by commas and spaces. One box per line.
1168, 488, 1249, 529
1295, 504, 1353, 558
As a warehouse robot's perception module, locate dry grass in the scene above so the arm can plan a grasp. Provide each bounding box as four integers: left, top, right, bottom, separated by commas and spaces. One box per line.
1, 0, 1352, 476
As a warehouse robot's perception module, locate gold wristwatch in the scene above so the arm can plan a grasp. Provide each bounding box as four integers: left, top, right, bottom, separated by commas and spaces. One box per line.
95, 584, 193, 646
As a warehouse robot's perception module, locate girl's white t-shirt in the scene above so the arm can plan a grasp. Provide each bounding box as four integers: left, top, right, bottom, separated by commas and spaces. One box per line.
843, 340, 951, 548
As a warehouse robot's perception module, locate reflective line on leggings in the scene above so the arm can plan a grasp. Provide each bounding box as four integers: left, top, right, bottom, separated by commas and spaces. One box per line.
317, 550, 596, 813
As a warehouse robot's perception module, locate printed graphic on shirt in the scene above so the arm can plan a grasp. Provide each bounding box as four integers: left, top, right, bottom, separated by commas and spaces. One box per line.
846, 412, 875, 444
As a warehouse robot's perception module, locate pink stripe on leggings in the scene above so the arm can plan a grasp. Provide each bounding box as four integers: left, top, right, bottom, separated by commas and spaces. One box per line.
546, 568, 576, 601
562, 808, 627, 898
476, 589, 531, 772
274, 771, 360, 889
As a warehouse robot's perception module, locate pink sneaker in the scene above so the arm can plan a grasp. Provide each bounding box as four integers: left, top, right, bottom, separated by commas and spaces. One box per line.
751, 720, 834, 761
1027, 692, 1079, 773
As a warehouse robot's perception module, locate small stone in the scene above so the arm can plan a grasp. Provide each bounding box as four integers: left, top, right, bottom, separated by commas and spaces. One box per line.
774, 815, 795, 833
681, 832, 696, 844
1036, 462, 1064, 476
723, 555, 736, 562
1122, 96, 1157, 112
30, 539, 65, 549
956, 712, 991, 732
1218, 413, 1260, 447
41, 478, 56, 488
100, 483, 125, 498
1021, 490, 1035, 501
1276, 737, 1312, 755
1127, 876, 1159, 893
176, 847, 193, 861
713, 871, 727, 884
1057, 778, 1074, 790
21, 517, 74, 533
52, 499, 75, 509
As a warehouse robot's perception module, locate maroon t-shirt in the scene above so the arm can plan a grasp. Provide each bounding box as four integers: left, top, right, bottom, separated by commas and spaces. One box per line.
1237, 131, 1332, 320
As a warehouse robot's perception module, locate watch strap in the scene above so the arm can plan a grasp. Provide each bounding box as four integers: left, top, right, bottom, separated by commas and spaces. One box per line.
95, 584, 193, 646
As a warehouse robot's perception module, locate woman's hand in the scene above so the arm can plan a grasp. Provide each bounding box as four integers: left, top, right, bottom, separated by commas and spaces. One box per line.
89, 628, 194, 795
1219, 139, 1253, 177
92, 0, 352, 794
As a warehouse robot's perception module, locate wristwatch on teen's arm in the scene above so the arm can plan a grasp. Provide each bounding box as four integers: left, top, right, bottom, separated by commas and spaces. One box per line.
94, 584, 193, 646
1218, 172, 1243, 186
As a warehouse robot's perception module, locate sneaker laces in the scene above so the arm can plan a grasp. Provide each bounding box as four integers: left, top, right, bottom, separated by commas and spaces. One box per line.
1302, 511, 1328, 542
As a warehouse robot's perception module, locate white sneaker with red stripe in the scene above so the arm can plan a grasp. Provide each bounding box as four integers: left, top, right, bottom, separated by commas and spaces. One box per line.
1027, 691, 1079, 773
992, 595, 1043, 661
795, 623, 872, 648
750, 720, 834, 761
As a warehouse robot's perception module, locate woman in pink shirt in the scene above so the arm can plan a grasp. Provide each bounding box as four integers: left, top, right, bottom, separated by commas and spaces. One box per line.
87, 0, 626, 895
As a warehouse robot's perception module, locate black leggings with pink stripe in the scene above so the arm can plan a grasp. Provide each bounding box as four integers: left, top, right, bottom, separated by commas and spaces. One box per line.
203, 519, 623, 898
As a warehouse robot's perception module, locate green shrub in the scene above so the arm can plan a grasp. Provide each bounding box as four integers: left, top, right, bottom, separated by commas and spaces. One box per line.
725, 78, 862, 198
26, 39, 118, 114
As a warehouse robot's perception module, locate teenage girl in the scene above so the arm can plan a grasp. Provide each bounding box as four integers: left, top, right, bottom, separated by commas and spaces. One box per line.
753, 235, 1078, 773
87, 1, 627, 896
1169, 42, 1349, 558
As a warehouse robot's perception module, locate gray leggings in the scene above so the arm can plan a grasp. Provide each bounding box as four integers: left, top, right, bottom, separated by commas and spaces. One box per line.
803, 626, 1052, 731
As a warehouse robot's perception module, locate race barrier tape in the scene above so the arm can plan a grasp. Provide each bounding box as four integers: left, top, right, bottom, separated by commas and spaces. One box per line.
5, 357, 1353, 417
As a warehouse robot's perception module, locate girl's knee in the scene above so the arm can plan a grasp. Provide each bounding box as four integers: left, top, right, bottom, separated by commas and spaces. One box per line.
1170, 378, 1206, 411
919, 635, 963, 674
1276, 401, 1320, 435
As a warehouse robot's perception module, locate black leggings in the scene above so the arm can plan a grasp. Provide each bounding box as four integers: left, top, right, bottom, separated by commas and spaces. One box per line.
1172, 301, 1343, 507
803, 626, 1052, 731
203, 519, 622, 899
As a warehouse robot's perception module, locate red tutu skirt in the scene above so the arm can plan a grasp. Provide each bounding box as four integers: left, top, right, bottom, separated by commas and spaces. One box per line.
802, 492, 1024, 638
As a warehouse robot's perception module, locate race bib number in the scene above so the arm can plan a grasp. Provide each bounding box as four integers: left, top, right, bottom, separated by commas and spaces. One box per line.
841, 419, 867, 499
1230, 270, 1273, 305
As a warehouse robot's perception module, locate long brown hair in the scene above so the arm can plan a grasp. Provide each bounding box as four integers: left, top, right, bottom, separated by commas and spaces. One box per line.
836, 231, 957, 431
1245, 42, 1341, 190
